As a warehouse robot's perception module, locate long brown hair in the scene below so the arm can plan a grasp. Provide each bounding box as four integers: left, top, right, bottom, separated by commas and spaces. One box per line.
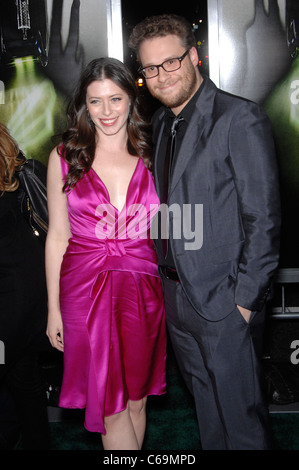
0, 123, 24, 192
60, 57, 152, 192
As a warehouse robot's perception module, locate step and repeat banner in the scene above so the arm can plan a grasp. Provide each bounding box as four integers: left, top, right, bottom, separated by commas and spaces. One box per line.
0, 0, 122, 166
208, 0, 299, 268
1, 0, 298, 268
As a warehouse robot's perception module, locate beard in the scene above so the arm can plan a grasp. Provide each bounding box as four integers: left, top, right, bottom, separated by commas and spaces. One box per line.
148, 63, 198, 109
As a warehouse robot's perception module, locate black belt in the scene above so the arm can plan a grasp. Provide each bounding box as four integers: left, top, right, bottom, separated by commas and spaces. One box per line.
159, 266, 180, 282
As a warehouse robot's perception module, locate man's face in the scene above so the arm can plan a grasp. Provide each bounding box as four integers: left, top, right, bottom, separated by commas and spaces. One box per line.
139, 34, 201, 115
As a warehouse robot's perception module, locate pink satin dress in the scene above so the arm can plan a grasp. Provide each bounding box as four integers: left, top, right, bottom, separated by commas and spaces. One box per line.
58, 157, 167, 434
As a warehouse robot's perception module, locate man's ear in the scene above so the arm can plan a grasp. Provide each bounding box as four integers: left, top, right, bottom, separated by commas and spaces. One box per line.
189, 46, 199, 67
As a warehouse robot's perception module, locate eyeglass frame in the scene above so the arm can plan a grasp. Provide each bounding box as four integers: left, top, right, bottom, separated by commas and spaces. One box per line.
138, 49, 190, 79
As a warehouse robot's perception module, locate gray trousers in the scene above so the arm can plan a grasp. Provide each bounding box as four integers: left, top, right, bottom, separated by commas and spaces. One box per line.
162, 276, 274, 450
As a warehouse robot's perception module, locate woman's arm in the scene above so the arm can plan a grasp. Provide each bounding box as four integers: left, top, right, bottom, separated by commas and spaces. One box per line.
45, 147, 71, 351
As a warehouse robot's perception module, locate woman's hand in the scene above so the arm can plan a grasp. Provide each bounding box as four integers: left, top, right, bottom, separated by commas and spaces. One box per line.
46, 310, 64, 352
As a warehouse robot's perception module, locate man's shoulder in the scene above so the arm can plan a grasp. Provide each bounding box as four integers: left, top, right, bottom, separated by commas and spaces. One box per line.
151, 106, 166, 140
212, 80, 262, 114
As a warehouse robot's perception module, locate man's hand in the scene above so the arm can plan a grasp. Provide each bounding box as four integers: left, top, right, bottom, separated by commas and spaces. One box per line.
237, 305, 252, 323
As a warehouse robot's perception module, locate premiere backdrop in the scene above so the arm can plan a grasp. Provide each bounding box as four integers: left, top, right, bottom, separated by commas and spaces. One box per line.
0, 0, 298, 269
0, 0, 122, 165
208, 0, 299, 269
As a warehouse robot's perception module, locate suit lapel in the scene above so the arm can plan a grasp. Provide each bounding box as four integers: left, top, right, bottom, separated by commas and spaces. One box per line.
153, 77, 218, 200
169, 114, 205, 195
153, 112, 166, 200
169, 78, 217, 196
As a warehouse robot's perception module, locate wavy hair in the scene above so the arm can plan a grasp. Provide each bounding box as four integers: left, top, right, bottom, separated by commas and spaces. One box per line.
60, 57, 152, 191
0, 123, 24, 192
128, 14, 197, 57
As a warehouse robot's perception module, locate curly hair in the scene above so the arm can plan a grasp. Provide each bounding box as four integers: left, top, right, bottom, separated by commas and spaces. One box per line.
128, 14, 196, 57
60, 57, 152, 192
0, 123, 24, 192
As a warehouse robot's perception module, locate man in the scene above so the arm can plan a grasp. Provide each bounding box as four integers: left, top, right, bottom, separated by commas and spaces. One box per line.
129, 14, 281, 450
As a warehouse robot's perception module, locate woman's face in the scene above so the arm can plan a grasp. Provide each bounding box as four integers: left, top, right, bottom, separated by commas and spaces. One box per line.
86, 79, 130, 138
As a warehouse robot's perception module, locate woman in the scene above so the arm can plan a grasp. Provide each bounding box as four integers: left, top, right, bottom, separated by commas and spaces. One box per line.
0, 123, 50, 449
46, 57, 166, 450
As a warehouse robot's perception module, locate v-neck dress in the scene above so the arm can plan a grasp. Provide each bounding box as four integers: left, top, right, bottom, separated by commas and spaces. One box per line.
58, 156, 166, 434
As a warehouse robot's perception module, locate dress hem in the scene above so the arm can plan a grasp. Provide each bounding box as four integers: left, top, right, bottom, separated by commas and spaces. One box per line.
59, 388, 167, 434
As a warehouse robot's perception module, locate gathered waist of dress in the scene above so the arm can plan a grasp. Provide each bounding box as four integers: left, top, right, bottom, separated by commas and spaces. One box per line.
67, 232, 155, 252
61, 232, 160, 279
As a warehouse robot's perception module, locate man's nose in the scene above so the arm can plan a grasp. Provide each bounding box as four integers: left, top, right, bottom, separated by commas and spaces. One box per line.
157, 66, 170, 81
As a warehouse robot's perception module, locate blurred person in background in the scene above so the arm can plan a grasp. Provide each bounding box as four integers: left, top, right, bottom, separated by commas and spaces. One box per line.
0, 122, 50, 450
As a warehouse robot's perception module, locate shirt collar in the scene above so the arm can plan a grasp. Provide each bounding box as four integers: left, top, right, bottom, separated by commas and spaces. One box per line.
164, 76, 205, 124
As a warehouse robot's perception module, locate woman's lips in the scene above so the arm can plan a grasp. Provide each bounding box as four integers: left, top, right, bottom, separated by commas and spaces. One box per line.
100, 117, 118, 126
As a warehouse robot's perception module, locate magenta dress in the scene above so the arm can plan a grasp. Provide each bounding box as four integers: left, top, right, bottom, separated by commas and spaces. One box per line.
58, 157, 167, 434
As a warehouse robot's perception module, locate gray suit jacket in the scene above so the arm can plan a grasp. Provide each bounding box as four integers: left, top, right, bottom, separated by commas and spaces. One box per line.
152, 77, 281, 321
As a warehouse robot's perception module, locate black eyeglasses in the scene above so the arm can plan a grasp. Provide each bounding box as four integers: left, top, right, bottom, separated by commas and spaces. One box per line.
138, 49, 190, 79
